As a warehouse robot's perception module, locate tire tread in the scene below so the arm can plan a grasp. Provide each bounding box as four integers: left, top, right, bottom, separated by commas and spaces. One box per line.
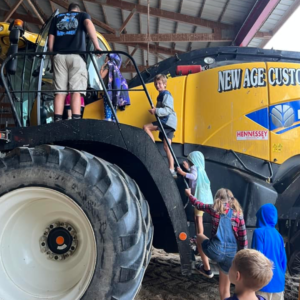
0, 145, 153, 300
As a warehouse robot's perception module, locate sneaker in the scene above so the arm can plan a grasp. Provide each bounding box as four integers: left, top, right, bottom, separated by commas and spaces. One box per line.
195, 264, 214, 278
190, 236, 198, 254
104, 118, 112, 122
170, 169, 177, 178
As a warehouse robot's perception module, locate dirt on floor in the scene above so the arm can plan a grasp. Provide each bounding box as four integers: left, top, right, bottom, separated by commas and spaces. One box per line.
135, 248, 299, 300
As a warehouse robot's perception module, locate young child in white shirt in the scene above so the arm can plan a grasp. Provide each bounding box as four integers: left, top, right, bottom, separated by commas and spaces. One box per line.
177, 151, 213, 235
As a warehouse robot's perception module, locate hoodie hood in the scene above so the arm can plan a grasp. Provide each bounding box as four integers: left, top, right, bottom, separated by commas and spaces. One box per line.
188, 151, 205, 169
108, 53, 122, 69
187, 151, 214, 205
256, 203, 277, 228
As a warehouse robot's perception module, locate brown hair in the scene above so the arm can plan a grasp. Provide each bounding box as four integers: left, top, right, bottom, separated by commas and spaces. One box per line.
233, 249, 273, 291
154, 74, 167, 84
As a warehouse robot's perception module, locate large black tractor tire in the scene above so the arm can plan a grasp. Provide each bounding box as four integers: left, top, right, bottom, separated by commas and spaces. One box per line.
287, 227, 300, 276
0, 145, 153, 300
288, 250, 300, 276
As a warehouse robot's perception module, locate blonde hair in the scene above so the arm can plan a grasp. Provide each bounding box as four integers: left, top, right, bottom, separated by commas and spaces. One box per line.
233, 249, 273, 291
213, 188, 228, 214
226, 189, 243, 214
154, 74, 167, 84
213, 188, 243, 215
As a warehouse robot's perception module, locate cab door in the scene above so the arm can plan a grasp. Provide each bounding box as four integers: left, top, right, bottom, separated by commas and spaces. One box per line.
184, 63, 270, 161
32, 10, 58, 125
267, 62, 300, 164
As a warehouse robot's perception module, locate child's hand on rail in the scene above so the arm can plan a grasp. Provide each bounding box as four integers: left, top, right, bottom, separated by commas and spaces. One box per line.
148, 108, 156, 115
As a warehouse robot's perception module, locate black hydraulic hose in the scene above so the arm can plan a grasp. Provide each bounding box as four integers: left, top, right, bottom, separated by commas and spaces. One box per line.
229, 149, 273, 181
0, 59, 22, 127
20, 41, 28, 125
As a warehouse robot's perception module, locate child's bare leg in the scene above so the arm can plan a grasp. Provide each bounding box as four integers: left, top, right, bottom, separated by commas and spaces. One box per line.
218, 269, 230, 300
163, 138, 174, 170
67, 109, 72, 119
143, 123, 157, 143
194, 209, 204, 235
196, 234, 210, 271
195, 215, 204, 235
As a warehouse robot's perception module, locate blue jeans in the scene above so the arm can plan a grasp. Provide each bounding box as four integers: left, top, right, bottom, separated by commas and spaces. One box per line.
202, 239, 237, 274
202, 209, 238, 274
104, 95, 116, 120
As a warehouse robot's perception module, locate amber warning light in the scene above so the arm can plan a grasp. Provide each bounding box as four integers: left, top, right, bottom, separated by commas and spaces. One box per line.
14, 19, 24, 28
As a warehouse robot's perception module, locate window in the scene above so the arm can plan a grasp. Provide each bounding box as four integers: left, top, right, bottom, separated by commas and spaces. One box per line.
86, 39, 108, 90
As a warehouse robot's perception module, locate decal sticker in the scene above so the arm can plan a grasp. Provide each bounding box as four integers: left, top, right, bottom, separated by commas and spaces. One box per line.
56, 13, 79, 36
272, 143, 283, 152
236, 130, 268, 140
270, 104, 294, 129
245, 100, 300, 134
218, 67, 300, 93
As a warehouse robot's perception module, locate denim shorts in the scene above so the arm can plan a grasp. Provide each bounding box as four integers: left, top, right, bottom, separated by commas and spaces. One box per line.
152, 121, 175, 140
202, 239, 237, 274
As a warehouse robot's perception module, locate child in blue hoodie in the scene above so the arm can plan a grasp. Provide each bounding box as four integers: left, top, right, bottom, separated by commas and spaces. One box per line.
252, 204, 287, 300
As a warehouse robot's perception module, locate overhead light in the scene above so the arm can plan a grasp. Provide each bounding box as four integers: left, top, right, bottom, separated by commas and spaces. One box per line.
204, 57, 215, 65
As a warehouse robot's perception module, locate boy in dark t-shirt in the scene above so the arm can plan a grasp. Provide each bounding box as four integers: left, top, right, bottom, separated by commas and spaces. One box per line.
226, 249, 273, 300
48, 3, 102, 121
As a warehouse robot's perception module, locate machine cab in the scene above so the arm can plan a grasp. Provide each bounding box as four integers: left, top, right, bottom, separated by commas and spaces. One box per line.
0, 11, 111, 127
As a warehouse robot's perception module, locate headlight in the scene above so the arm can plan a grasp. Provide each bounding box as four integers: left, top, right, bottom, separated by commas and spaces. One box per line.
0, 25, 4, 32
204, 57, 215, 65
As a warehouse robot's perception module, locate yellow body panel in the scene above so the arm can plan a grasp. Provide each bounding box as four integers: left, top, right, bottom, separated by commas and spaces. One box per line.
84, 76, 186, 144
83, 98, 105, 120
268, 62, 300, 105
184, 63, 270, 161
267, 62, 300, 163
84, 62, 300, 164
4, 16, 300, 165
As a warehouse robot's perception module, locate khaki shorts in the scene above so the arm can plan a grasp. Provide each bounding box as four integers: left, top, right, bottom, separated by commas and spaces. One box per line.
53, 54, 88, 95
194, 207, 204, 217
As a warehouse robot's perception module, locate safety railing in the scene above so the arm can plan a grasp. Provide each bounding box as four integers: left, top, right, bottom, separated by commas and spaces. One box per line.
0, 50, 189, 188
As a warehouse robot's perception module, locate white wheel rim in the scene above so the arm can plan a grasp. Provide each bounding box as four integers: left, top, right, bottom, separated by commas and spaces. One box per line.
0, 187, 97, 300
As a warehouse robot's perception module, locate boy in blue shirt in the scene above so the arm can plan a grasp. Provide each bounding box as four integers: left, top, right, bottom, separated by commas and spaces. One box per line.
143, 74, 177, 177
252, 204, 287, 300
